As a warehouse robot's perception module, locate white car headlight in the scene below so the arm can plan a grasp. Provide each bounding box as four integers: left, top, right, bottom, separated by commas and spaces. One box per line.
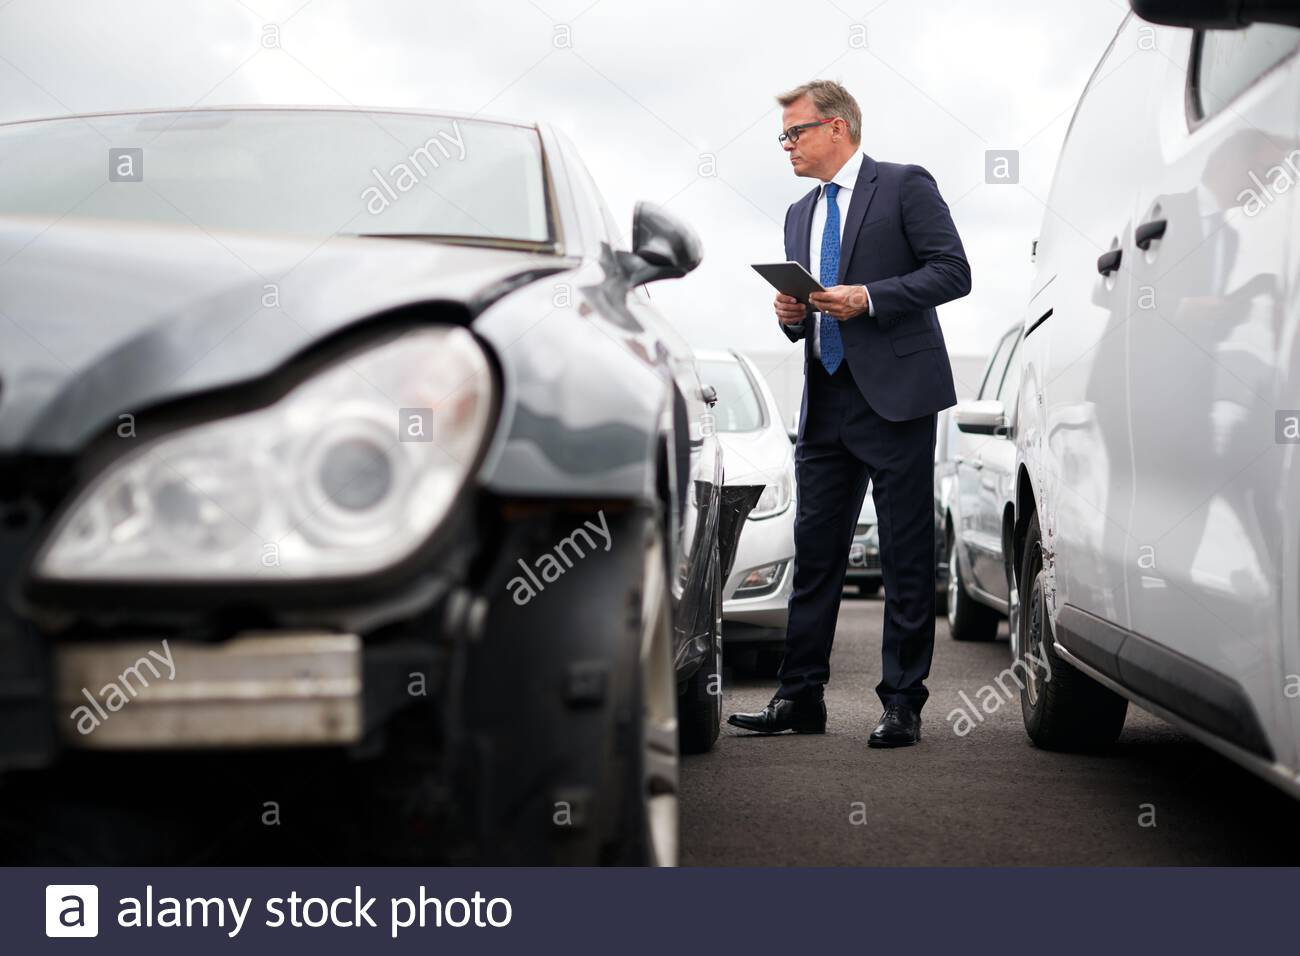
748, 469, 793, 520
37, 327, 494, 581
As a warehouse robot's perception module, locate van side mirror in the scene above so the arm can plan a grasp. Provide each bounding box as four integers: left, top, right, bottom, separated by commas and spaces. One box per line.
617, 201, 702, 286
954, 399, 1010, 437
1130, 0, 1300, 28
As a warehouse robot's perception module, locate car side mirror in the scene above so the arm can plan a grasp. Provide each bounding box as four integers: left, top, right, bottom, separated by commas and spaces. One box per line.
1129, 0, 1300, 27
954, 399, 1009, 437
617, 201, 702, 286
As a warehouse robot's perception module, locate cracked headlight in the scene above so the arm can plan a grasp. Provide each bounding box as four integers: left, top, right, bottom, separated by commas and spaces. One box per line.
37, 327, 494, 581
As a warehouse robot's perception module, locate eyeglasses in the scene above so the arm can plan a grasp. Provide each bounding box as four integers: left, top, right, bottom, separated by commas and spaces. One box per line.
777, 118, 836, 145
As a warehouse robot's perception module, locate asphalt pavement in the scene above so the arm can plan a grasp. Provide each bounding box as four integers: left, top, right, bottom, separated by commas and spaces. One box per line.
682, 589, 1300, 865
5, 589, 1298, 865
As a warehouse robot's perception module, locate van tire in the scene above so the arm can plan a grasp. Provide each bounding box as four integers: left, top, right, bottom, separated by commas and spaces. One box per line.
1016, 511, 1127, 751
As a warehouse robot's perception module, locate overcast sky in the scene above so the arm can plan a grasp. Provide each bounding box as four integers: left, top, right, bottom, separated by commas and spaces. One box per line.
0, 0, 1130, 358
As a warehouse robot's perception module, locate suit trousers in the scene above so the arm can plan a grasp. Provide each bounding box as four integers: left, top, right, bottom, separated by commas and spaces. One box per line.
777, 356, 938, 713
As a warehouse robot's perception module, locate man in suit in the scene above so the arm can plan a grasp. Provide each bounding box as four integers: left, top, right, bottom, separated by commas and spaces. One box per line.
728, 80, 970, 747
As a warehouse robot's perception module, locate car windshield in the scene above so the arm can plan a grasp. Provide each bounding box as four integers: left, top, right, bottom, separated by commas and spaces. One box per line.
0, 109, 552, 245
699, 358, 765, 433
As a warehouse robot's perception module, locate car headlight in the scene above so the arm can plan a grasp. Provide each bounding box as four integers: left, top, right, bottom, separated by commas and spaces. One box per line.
37, 327, 494, 581
747, 470, 793, 520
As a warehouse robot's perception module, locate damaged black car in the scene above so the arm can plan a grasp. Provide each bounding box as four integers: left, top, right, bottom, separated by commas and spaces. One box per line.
0, 107, 761, 865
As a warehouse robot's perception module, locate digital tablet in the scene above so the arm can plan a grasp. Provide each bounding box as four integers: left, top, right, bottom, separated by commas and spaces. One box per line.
751, 261, 825, 306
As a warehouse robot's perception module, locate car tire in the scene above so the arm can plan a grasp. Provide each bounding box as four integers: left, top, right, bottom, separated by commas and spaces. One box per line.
755, 645, 784, 678
1016, 511, 1127, 751
677, 553, 722, 755
613, 521, 681, 864
434, 509, 678, 866
946, 530, 1000, 642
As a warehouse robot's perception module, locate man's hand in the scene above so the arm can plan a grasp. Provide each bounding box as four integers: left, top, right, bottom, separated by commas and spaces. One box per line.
774, 292, 807, 326
809, 284, 869, 320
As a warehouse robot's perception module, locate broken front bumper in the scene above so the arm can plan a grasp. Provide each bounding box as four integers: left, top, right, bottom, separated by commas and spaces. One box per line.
55, 633, 364, 748
0, 483, 473, 771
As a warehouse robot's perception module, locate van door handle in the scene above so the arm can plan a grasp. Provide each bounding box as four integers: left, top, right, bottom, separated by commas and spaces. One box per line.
1135, 218, 1167, 250
1097, 248, 1122, 276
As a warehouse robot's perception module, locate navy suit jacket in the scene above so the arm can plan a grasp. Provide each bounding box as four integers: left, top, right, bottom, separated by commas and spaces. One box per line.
783, 153, 970, 422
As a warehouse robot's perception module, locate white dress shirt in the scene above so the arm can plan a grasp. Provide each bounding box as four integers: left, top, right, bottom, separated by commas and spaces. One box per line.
808, 150, 874, 360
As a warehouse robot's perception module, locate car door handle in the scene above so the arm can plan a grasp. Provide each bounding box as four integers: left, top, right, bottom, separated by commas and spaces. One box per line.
1097, 248, 1122, 276
1135, 218, 1167, 250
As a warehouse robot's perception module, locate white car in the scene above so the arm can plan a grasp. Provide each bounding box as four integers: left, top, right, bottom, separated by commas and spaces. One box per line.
845, 486, 882, 597
948, 323, 1023, 642
1011, 0, 1300, 795
696, 350, 796, 656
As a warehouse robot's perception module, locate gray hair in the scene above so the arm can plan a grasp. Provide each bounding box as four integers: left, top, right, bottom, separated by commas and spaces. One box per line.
776, 80, 862, 145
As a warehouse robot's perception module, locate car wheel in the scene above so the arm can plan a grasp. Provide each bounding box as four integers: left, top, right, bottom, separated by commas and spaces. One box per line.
755, 645, 784, 678
617, 522, 681, 864
946, 530, 999, 641
934, 539, 949, 615
1016, 511, 1127, 751
677, 551, 722, 755
728, 643, 759, 674
435, 510, 678, 866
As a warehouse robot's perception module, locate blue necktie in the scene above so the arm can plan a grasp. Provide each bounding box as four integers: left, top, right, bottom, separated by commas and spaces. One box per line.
818, 182, 844, 375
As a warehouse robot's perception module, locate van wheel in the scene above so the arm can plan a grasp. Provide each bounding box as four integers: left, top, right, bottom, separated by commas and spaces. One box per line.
946, 531, 999, 641
1017, 511, 1127, 751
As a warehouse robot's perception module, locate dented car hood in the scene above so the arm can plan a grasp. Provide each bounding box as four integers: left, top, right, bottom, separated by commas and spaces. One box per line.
0, 215, 569, 453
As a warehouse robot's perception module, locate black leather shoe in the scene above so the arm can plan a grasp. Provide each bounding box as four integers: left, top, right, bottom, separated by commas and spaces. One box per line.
868, 704, 921, 748
727, 694, 826, 734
